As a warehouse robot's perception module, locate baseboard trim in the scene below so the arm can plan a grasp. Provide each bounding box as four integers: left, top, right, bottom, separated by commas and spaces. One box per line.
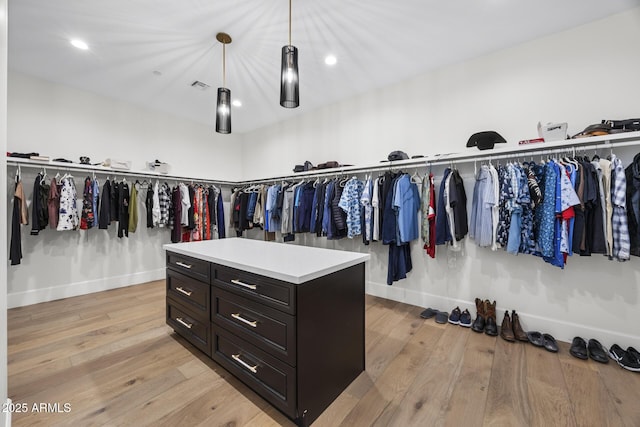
7, 269, 165, 308
365, 281, 640, 350
3, 398, 11, 427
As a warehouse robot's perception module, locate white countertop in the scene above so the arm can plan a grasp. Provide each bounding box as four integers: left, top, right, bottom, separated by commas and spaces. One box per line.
164, 238, 370, 284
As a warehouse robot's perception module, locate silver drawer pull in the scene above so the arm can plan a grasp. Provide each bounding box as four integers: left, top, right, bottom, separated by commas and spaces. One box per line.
232, 354, 258, 374
175, 317, 193, 329
175, 261, 192, 269
231, 279, 257, 290
175, 286, 193, 297
231, 313, 258, 328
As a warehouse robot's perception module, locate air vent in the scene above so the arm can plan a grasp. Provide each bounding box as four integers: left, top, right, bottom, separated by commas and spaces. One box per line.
191, 81, 210, 91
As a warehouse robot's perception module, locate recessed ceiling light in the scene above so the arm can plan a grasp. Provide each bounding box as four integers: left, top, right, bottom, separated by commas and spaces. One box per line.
324, 55, 337, 66
70, 39, 89, 50
232, 100, 242, 107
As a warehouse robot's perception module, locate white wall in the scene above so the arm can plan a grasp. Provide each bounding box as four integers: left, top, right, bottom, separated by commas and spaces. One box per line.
0, 0, 9, 423
243, 8, 640, 179
7, 72, 240, 307
241, 8, 640, 350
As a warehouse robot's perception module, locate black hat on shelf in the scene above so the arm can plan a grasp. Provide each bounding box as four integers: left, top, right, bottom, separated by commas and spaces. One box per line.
387, 151, 409, 161
466, 131, 507, 150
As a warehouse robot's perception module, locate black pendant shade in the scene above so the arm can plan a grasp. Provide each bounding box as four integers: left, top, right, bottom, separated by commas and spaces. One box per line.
215, 87, 231, 134
215, 32, 232, 134
280, 45, 299, 108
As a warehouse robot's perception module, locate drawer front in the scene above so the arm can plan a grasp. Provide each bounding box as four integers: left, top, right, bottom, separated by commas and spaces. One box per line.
167, 270, 209, 318
213, 266, 295, 315
212, 325, 296, 418
212, 288, 296, 366
166, 299, 211, 356
166, 252, 210, 283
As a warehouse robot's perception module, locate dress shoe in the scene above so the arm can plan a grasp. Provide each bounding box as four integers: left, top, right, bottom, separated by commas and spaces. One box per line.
588, 339, 609, 364
484, 300, 498, 337
500, 311, 515, 342
511, 310, 528, 342
570, 337, 588, 360
471, 298, 485, 333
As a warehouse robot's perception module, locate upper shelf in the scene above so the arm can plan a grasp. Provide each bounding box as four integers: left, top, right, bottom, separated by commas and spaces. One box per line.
239, 131, 640, 183
6, 131, 640, 186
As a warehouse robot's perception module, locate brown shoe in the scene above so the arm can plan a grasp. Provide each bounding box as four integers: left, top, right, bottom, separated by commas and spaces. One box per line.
500, 310, 515, 342
484, 300, 498, 336
511, 310, 529, 342
471, 298, 485, 333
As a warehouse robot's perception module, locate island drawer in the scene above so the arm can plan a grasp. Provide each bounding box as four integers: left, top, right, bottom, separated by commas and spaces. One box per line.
166, 299, 211, 357
167, 252, 210, 283
212, 324, 296, 419
167, 270, 209, 319
212, 287, 296, 366
213, 265, 295, 315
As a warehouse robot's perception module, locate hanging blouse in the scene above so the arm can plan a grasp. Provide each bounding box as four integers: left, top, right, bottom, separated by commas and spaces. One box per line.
338, 178, 364, 239
57, 177, 79, 231
611, 155, 631, 261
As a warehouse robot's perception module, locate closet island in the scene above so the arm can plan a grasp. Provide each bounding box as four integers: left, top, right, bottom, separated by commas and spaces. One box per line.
164, 238, 369, 426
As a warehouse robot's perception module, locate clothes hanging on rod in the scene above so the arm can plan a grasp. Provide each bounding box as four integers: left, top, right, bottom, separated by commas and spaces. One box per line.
10, 174, 29, 265
98, 178, 111, 229
57, 175, 79, 231
30, 172, 50, 235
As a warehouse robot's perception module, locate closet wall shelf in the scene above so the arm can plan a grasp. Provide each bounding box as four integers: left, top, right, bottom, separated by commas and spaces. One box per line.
7, 131, 640, 187
5, 156, 236, 186
239, 130, 640, 185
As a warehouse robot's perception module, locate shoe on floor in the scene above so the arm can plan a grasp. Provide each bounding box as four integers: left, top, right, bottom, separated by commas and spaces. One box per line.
459, 309, 472, 327
527, 331, 544, 347
484, 300, 498, 337
420, 307, 439, 319
471, 298, 485, 333
448, 307, 461, 325
435, 311, 449, 324
500, 311, 515, 342
542, 333, 558, 353
570, 337, 588, 360
609, 344, 626, 362
587, 339, 609, 364
620, 347, 640, 372
511, 310, 528, 342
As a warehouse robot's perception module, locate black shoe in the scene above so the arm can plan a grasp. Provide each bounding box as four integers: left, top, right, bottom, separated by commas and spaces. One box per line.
542, 334, 558, 353
570, 337, 588, 360
609, 344, 626, 362
587, 339, 609, 364
420, 307, 439, 319
471, 315, 485, 333
616, 347, 640, 372
459, 309, 472, 328
527, 331, 544, 347
448, 307, 461, 325
435, 311, 449, 324
484, 316, 498, 336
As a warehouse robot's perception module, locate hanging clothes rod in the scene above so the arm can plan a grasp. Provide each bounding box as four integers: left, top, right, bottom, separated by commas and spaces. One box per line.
238, 132, 640, 185
5, 158, 236, 186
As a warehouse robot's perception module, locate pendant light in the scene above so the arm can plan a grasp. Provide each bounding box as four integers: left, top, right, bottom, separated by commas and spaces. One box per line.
216, 32, 232, 134
280, 0, 299, 108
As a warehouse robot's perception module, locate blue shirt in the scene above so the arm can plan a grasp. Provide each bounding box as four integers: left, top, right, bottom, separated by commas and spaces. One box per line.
393, 174, 421, 244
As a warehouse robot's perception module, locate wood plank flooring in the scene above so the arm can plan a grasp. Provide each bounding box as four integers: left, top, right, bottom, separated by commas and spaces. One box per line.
7, 280, 640, 426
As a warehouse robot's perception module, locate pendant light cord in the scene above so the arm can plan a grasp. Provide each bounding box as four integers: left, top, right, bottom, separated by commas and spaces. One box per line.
222, 42, 226, 88
288, 0, 292, 46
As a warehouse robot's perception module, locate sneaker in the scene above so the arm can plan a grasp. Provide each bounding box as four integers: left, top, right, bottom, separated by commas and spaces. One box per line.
619, 347, 640, 372
459, 309, 472, 327
609, 344, 626, 362
448, 307, 461, 325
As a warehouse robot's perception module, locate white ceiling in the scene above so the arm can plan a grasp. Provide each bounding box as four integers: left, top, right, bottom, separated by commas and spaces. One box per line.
8, 0, 640, 134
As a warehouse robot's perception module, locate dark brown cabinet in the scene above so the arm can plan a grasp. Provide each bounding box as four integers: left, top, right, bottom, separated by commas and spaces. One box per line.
166, 250, 365, 426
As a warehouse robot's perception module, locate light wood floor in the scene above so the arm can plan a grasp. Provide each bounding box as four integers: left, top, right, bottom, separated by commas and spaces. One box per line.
7, 280, 640, 426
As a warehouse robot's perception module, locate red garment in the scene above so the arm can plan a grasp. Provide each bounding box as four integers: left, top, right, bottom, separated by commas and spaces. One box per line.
424, 173, 436, 258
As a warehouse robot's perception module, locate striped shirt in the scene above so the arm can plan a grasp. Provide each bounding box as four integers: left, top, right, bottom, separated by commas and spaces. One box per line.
611, 155, 630, 261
